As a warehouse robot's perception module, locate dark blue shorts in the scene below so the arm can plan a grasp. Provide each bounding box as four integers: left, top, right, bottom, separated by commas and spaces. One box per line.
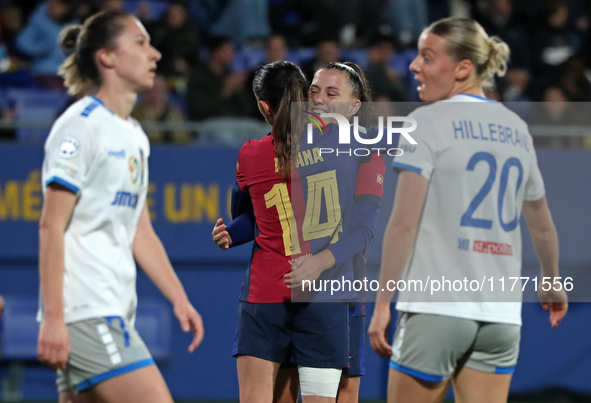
233, 301, 349, 369
276, 302, 366, 377
344, 306, 366, 377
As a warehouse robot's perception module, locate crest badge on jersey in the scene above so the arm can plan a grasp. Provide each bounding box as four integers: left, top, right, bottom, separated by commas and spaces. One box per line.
129, 148, 145, 185
59, 136, 81, 159
376, 174, 384, 185
129, 155, 140, 184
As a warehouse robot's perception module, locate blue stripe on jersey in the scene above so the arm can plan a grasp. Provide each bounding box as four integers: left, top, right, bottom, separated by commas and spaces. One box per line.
91, 95, 115, 115
392, 162, 422, 175
81, 102, 99, 117
389, 361, 444, 382
45, 176, 80, 193
91, 95, 105, 107
458, 93, 496, 102
77, 358, 155, 391
495, 366, 515, 374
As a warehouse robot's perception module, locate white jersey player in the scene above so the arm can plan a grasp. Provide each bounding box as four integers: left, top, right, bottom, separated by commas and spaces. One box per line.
369, 17, 567, 403
37, 11, 203, 403
42, 94, 149, 324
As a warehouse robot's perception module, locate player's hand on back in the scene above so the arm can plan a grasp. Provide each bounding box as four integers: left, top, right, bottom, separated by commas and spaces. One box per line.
212, 218, 232, 250
0, 295, 4, 318
173, 298, 204, 353
538, 286, 568, 329
368, 302, 393, 357
38, 317, 70, 370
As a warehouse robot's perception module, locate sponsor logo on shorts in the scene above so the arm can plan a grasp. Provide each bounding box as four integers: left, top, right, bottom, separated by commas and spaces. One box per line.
473, 240, 513, 256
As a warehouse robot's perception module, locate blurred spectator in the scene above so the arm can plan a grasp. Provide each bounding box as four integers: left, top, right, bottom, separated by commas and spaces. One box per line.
186, 0, 223, 40
0, 4, 34, 85
530, 0, 579, 78
0, 294, 4, 318
475, 0, 531, 70
244, 34, 289, 120
345, 0, 390, 47
0, 4, 23, 49
77, 0, 125, 22
269, 0, 303, 46
427, 0, 451, 23
385, 0, 429, 47
100, 0, 124, 12
557, 55, 591, 101
529, 86, 588, 147
365, 35, 409, 101
186, 36, 253, 121
297, 0, 350, 47
264, 34, 288, 63
502, 68, 532, 102
15, 0, 77, 89
484, 87, 502, 101
0, 102, 16, 140
132, 75, 192, 144
0, 22, 10, 73
208, 0, 271, 44
12, 0, 40, 23
301, 39, 343, 83
147, 1, 199, 78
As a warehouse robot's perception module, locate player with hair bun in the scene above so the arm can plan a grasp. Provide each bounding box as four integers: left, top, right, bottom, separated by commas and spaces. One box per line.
369, 17, 567, 403
38, 10, 203, 403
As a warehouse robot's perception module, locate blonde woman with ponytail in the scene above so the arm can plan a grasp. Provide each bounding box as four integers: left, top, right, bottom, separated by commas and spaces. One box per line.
369, 17, 567, 403
38, 11, 203, 403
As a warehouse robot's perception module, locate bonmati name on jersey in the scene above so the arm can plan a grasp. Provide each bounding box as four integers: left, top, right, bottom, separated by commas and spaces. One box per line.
452, 121, 529, 151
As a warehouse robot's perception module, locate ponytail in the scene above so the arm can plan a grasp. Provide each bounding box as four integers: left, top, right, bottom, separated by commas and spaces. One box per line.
58, 26, 85, 95
253, 61, 308, 180
273, 76, 307, 178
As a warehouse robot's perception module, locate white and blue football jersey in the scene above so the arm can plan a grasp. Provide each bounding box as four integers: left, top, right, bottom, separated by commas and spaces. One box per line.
40, 96, 150, 324
393, 94, 545, 325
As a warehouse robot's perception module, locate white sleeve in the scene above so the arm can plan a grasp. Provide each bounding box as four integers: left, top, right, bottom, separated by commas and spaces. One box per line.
42, 116, 97, 194
524, 145, 545, 201
392, 109, 440, 180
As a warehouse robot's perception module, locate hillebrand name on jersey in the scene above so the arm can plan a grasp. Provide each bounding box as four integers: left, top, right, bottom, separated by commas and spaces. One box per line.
452, 121, 530, 151
111, 191, 139, 208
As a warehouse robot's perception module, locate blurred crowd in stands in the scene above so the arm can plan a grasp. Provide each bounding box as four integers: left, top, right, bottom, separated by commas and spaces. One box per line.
0, 0, 591, 147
